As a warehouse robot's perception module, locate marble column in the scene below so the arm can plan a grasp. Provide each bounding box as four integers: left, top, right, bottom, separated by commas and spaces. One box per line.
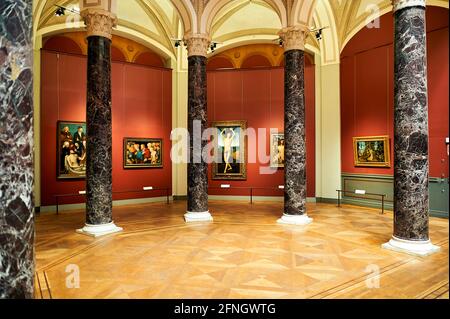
183, 34, 213, 222
277, 26, 312, 226
382, 0, 439, 256
0, 0, 35, 298
76, 6, 122, 237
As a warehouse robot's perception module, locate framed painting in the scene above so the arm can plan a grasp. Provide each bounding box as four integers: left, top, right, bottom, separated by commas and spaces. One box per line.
211, 120, 247, 180
353, 135, 391, 167
124, 138, 163, 168
57, 121, 87, 179
270, 133, 285, 168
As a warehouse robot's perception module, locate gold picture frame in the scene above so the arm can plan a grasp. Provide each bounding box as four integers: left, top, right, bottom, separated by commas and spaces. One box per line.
123, 138, 163, 169
57, 121, 87, 179
211, 120, 247, 180
353, 135, 391, 167
270, 133, 285, 168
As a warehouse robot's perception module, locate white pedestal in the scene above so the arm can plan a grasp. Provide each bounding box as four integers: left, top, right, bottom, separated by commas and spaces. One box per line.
382, 236, 440, 257
184, 211, 213, 222
277, 214, 313, 226
76, 222, 123, 238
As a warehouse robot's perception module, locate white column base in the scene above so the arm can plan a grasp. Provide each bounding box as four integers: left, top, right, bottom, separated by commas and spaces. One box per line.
184, 211, 213, 222
382, 236, 440, 257
76, 222, 123, 238
277, 214, 313, 226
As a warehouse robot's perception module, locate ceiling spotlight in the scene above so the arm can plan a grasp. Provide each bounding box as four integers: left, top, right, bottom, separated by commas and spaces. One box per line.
55, 6, 65, 16
210, 42, 217, 52
315, 30, 322, 41
309, 26, 329, 41
278, 38, 283, 46
171, 38, 183, 48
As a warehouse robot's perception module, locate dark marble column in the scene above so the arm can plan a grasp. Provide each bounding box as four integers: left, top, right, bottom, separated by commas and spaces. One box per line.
383, 0, 439, 256
183, 34, 212, 222
77, 7, 121, 236
0, 0, 35, 298
85, 36, 113, 225
277, 26, 312, 225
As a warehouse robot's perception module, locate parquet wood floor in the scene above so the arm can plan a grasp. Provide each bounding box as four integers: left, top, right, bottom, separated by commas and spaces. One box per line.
34, 201, 449, 299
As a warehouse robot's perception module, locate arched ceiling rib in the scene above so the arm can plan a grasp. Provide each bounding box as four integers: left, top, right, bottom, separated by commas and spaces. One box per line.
33, 0, 181, 60
33, 1, 448, 66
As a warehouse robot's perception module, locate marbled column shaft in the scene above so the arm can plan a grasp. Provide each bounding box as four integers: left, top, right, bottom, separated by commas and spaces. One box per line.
393, 6, 429, 241
187, 56, 209, 213
86, 36, 113, 225
284, 50, 307, 216
0, 0, 35, 298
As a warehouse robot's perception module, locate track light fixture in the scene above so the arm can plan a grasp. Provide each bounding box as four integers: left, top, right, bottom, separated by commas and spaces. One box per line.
171, 38, 184, 48
210, 42, 218, 53
54, 4, 80, 17
309, 26, 329, 41
55, 5, 65, 16
315, 30, 322, 41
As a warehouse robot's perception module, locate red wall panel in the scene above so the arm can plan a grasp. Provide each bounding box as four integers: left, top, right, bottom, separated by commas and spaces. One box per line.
40, 50, 172, 206
207, 66, 316, 197
340, 7, 448, 178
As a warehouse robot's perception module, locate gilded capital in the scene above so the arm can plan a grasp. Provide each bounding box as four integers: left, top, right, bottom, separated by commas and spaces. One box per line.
183, 34, 211, 57
81, 8, 117, 40
391, 0, 426, 12
278, 25, 309, 52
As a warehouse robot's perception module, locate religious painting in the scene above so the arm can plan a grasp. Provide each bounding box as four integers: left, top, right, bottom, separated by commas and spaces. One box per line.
211, 120, 247, 180
124, 138, 163, 168
270, 133, 285, 168
353, 136, 391, 167
57, 121, 87, 179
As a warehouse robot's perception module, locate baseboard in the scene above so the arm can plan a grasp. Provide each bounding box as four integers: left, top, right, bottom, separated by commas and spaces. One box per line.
39, 196, 172, 213
316, 197, 338, 204
173, 195, 188, 201
208, 195, 316, 203
208, 195, 282, 202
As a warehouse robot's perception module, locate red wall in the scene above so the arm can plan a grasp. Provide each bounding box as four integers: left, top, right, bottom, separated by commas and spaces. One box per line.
340, 7, 449, 178
40, 50, 172, 206
207, 65, 316, 197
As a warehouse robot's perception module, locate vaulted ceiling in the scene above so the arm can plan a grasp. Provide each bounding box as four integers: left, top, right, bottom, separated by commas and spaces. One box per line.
32, 0, 449, 65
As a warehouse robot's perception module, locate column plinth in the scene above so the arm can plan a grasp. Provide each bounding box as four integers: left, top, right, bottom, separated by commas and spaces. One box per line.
184, 34, 212, 223
383, 0, 439, 256
0, 0, 35, 298
277, 26, 312, 226
77, 7, 122, 236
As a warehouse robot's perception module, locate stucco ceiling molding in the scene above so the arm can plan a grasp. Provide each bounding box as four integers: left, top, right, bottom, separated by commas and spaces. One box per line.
340, 0, 449, 53
313, 0, 339, 65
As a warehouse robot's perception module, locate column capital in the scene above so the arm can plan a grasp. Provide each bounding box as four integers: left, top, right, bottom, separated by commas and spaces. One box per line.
278, 25, 309, 52
391, 0, 426, 12
80, 8, 117, 40
183, 33, 211, 57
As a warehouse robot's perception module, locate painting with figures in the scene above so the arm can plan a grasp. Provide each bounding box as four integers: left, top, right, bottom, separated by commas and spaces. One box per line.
270, 133, 285, 168
57, 121, 87, 179
353, 135, 391, 167
211, 120, 247, 180
124, 138, 163, 168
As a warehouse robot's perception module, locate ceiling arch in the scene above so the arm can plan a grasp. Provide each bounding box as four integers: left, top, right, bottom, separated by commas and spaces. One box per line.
327, 0, 449, 53
33, 0, 180, 61
312, 0, 339, 65
292, 0, 318, 26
